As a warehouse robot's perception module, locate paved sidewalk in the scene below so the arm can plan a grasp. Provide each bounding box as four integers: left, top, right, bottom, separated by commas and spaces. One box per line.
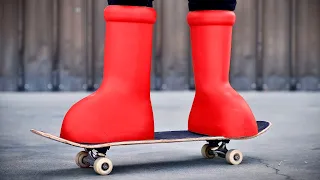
0, 92, 319, 180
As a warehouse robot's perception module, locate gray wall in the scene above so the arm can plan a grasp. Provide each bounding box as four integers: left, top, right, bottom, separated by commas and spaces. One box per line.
0, 0, 319, 91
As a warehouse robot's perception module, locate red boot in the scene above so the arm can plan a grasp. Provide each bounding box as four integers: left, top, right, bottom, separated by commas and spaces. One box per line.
187, 10, 258, 138
60, 5, 156, 144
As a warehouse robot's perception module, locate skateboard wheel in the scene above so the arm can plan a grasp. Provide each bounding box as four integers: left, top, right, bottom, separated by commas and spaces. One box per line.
226, 149, 243, 165
201, 144, 216, 159
93, 157, 113, 175
75, 151, 90, 168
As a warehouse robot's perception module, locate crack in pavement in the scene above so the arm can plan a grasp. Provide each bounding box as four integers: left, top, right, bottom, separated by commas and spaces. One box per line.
248, 157, 294, 180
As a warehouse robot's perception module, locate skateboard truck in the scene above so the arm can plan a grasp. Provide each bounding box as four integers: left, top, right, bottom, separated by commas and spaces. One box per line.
76, 146, 113, 175
202, 140, 243, 165
85, 146, 111, 155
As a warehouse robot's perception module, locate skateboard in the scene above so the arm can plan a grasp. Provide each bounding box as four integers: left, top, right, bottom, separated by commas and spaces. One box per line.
31, 120, 271, 176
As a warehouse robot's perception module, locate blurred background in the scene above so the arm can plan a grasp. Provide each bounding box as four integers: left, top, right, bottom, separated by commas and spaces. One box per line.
0, 0, 319, 92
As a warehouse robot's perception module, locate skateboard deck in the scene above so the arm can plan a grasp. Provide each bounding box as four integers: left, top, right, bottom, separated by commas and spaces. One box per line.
31, 121, 271, 149
31, 120, 271, 175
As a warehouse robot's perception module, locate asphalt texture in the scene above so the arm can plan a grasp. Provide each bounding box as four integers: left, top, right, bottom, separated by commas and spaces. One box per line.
0, 92, 319, 180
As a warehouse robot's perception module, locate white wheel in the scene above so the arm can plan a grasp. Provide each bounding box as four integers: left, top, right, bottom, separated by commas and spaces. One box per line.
93, 157, 113, 175
226, 149, 243, 165
75, 151, 90, 168
201, 144, 216, 159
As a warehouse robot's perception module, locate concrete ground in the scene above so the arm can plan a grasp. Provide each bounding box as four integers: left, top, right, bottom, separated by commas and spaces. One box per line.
0, 92, 319, 180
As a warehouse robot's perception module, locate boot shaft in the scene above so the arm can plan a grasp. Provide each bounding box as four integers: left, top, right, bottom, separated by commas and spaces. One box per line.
102, 6, 156, 92
188, 11, 235, 89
